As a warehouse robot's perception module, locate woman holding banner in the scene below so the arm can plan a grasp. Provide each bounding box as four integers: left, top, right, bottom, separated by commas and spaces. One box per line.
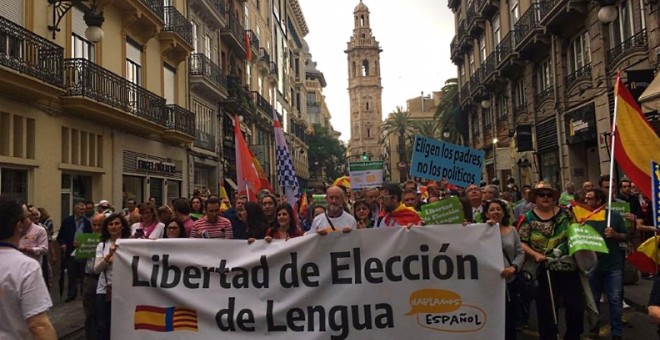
266, 204, 303, 240
482, 199, 524, 340
518, 182, 584, 340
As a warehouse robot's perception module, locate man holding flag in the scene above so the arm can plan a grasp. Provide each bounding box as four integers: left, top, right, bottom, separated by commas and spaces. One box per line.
375, 183, 422, 228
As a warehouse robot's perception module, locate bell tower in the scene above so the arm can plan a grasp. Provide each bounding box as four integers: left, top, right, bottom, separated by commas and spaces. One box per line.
346, 0, 383, 161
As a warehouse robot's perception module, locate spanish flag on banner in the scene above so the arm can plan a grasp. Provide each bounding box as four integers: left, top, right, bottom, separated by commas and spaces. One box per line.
613, 76, 660, 200
134, 305, 198, 332
627, 236, 660, 274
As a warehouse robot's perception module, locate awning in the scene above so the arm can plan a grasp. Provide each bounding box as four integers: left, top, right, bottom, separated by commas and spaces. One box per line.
640, 73, 660, 113
224, 178, 238, 190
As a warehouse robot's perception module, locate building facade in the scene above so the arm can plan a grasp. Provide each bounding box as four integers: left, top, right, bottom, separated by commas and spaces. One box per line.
449, 0, 660, 190
346, 1, 383, 162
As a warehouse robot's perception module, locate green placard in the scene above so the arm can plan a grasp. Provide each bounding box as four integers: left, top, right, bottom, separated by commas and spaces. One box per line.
75, 233, 101, 259
312, 194, 327, 208
567, 223, 609, 256
609, 202, 632, 228
420, 196, 465, 225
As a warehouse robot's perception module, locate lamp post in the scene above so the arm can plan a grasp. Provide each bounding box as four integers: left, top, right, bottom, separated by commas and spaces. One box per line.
597, 2, 618, 24
48, 0, 105, 42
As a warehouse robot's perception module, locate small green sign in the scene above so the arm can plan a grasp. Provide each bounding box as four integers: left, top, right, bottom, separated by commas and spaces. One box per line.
567, 223, 609, 256
74, 233, 101, 259
420, 196, 465, 225
312, 194, 327, 208
609, 202, 632, 228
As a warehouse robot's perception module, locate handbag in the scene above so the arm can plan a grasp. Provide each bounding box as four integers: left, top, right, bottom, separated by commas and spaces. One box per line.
518, 270, 537, 302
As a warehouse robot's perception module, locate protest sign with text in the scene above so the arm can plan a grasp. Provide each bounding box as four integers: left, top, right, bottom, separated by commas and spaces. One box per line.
609, 202, 632, 228
567, 223, 608, 256
349, 161, 384, 189
112, 226, 504, 339
421, 197, 465, 225
409, 135, 484, 188
74, 233, 100, 259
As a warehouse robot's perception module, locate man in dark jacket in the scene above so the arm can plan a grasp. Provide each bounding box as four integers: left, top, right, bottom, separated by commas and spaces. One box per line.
56, 202, 91, 302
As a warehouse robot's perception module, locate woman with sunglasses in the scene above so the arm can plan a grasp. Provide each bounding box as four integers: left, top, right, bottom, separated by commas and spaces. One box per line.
482, 199, 524, 340
518, 182, 584, 340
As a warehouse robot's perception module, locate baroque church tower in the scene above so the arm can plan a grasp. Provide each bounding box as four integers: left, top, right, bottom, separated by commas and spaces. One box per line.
346, 1, 383, 161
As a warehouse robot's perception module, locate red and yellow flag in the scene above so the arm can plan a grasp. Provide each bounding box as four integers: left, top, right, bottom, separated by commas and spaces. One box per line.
613, 76, 660, 199
134, 305, 198, 332
244, 31, 251, 60
570, 201, 606, 224
251, 154, 273, 192
234, 115, 261, 201
379, 203, 422, 226
299, 192, 308, 218
627, 236, 660, 273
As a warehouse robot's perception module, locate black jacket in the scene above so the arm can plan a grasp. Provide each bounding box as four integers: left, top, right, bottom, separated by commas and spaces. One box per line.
56, 215, 92, 257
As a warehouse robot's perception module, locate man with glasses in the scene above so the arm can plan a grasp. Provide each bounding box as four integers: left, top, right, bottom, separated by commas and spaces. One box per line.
57, 201, 92, 302
308, 186, 356, 234
583, 189, 628, 340
465, 184, 485, 222
375, 183, 421, 228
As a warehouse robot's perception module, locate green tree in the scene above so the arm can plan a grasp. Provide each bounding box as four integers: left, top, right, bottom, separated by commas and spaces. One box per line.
380, 106, 416, 177
307, 125, 346, 181
435, 78, 466, 145
412, 120, 440, 139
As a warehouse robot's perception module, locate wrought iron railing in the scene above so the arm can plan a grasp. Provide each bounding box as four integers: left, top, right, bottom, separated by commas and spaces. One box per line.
482, 52, 497, 80
165, 104, 195, 136
142, 0, 164, 21
210, 0, 226, 18
469, 72, 480, 93
539, 0, 562, 20
0, 15, 64, 87
513, 3, 542, 47
63, 58, 167, 126
253, 91, 272, 114
163, 6, 193, 46
195, 130, 215, 150
259, 48, 270, 64
245, 30, 260, 51
189, 53, 227, 91
496, 32, 514, 65
565, 63, 591, 89
457, 19, 466, 43
466, 2, 477, 27
606, 29, 647, 67
225, 13, 246, 50
450, 36, 458, 56
460, 82, 469, 101
534, 86, 554, 107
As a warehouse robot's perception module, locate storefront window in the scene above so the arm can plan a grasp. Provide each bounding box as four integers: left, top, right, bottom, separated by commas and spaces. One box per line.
167, 180, 181, 206
150, 178, 163, 206
123, 176, 144, 206
1, 168, 28, 200
61, 173, 92, 219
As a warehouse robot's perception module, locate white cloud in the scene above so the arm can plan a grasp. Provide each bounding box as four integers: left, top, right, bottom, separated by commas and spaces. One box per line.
299, 0, 457, 141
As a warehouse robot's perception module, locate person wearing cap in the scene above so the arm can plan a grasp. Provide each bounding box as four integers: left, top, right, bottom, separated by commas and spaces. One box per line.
95, 200, 113, 216
518, 181, 584, 340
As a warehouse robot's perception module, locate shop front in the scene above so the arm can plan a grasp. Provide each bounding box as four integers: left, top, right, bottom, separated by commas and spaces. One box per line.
122, 150, 185, 207
564, 103, 599, 186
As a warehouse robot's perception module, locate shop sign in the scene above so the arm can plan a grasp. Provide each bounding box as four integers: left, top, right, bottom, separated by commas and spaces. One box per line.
565, 103, 596, 144
136, 157, 176, 174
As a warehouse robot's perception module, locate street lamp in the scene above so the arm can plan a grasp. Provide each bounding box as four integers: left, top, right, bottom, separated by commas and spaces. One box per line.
598, 5, 618, 24
48, 0, 105, 42
492, 137, 498, 183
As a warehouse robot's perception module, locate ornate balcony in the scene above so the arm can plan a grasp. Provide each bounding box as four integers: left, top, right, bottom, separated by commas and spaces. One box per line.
480, 52, 498, 87
450, 35, 463, 64
0, 15, 64, 101
267, 61, 278, 82
457, 20, 472, 52
160, 6, 194, 64
469, 71, 481, 96
538, 0, 586, 32
565, 63, 591, 90
606, 29, 647, 69
114, 0, 164, 44
257, 48, 271, 74
221, 13, 247, 57
61, 58, 169, 136
194, 130, 216, 151
189, 53, 228, 100
466, 1, 486, 38
189, 0, 227, 29
245, 30, 260, 62
225, 75, 255, 116
496, 31, 522, 77
163, 104, 195, 143
460, 81, 470, 106
513, 3, 548, 57
476, 0, 499, 18
534, 87, 554, 109
252, 91, 273, 128
513, 104, 529, 124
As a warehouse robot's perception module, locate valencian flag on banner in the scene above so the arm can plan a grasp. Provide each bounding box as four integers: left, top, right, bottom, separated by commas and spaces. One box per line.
612, 76, 660, 199
273, 111, 301, 206
234, 115, 262, 201
134, 305, 198, 332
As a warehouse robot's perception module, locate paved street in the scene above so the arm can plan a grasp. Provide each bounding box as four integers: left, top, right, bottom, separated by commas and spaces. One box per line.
50, 267, 657, 339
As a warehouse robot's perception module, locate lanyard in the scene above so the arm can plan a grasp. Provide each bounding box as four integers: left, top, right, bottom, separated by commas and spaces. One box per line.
0, 242, 18, 251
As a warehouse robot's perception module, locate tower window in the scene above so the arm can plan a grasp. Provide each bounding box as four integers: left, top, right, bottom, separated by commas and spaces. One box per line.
362, 59, 369, 76
361, 33, 366, 39
367, 128, 371, 138
360, 15, 365, 26
352, 61, 356, 78
366, 102, 370, 110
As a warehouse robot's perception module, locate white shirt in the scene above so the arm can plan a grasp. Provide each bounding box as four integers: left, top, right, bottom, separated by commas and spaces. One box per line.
0, 247, 53, 340
94, 241, 115, 294
307, 211, 357, 234
130, 222, 165, 239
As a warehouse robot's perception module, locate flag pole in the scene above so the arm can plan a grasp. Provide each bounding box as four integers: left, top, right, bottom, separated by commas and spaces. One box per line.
606, 75, 621, 226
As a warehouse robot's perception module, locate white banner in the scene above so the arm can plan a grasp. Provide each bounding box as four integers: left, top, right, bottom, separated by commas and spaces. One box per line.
112, 225, 504, 339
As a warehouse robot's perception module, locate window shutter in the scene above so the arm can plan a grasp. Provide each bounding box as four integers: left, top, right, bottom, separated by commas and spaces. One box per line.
0, 0, 23, 25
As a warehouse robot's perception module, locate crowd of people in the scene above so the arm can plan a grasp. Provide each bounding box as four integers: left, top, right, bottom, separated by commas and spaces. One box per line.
1, 174, 659, 339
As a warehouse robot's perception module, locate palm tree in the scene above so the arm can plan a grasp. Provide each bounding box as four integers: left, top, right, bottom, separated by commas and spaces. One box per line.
412, 120, 440, 139
380, 106, 416, 179
435, 78, 466, 145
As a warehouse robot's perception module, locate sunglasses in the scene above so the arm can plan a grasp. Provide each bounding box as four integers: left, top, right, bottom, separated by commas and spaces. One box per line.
536, 192, 554, 198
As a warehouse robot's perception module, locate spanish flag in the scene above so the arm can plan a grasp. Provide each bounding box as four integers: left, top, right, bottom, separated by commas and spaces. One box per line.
570, 201, 606, 224
627, 236, 660, 274
251, 153, 273, 192
134, 305, 198, 332
613, 76, 660, 199
379, 203, 422, 227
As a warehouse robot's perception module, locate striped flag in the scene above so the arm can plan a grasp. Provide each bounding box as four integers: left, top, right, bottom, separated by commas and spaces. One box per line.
273, 112, 300, 206
134, 305, 198, 332
612, 76, 660, 199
